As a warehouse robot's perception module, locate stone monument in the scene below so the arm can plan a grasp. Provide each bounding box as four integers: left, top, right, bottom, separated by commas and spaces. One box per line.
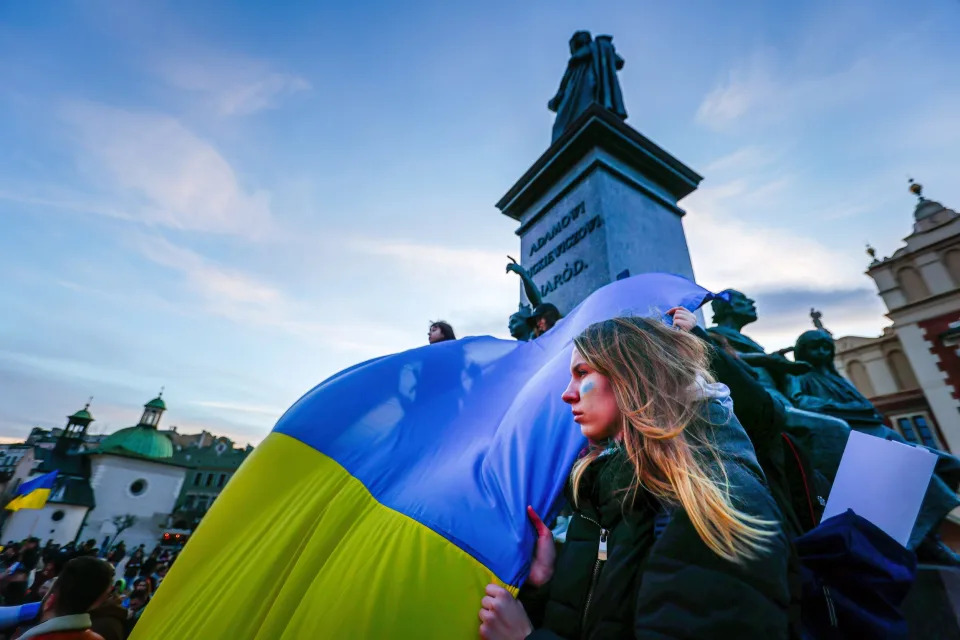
497, 31, 701, 316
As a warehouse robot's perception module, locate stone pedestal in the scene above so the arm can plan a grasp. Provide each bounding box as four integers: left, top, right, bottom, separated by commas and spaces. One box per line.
905, 565, 960, 639
496, 104, 702, 313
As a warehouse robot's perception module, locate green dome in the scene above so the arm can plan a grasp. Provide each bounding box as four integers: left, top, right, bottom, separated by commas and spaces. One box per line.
69, 406, 93, 422
101, 426, 173, 459
145, 395, 167, 411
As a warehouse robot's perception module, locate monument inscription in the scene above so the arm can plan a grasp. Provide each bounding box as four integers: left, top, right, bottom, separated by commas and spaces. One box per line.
519, 192, 610, 311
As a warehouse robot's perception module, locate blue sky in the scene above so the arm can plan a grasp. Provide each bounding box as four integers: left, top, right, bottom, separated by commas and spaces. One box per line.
2, 0, 958, 445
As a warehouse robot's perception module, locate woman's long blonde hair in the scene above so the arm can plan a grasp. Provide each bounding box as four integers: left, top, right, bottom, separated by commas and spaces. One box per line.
570, 316, 776, 563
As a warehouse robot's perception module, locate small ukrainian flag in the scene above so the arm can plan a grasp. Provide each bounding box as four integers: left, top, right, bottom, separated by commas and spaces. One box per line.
5, 471, 58, 512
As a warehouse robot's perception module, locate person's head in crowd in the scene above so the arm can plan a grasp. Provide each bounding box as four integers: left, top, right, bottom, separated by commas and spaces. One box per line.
561, 316, 776, 562
42, 557, 114, 619
427, 320, 456, 344
131, 577, 152, 599
126, 576, 153, 614
36, 558, 65, 599
40, 557, 63, 580
527, 303, 561, 337
112, 579, 126, 594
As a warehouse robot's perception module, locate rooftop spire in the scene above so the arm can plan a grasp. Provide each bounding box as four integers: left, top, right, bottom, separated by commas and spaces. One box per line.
908, 177, 924, 201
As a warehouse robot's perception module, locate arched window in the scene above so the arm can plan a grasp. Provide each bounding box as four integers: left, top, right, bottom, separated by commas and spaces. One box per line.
886, 350, 919, 391
945, 249, 960, 287
896, 266, 931, 303
845, 360, 875, 398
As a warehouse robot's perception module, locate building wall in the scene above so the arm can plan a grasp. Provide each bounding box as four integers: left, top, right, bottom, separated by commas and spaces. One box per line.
834, 331, 942, 446
913, 312, 960, 451
2, 504, 87, 545
0, 449, 36, 502
78, 454, 186, 550
851, 201, 960, 453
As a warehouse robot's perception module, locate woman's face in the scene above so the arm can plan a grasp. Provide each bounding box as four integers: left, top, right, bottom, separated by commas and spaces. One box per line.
562, 349, 622, 442
428, 325, 444, 344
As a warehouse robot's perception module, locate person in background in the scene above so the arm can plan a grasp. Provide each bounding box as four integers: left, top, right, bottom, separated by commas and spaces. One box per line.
121, 551, 141, 584
77, 541, 98, 559
1, 545, 20, 572
40, 543, 58, 567
137, 551, 158, 580
19, 540, 40, 575
147, 564, 168, 593
89, 581, 129, 640
12, 556, 114, 640
26, 558, 64, 603
106, 544, 125, 568
121, 579, 152, 636
427, 321, 456, 344
527, 303, 561, 338
3, 566, 30, 606
56, 544, 75, 564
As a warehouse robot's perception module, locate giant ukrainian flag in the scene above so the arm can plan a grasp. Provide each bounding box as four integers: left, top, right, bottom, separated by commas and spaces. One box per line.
133, 274, 721, 639
5, 471, 57, 511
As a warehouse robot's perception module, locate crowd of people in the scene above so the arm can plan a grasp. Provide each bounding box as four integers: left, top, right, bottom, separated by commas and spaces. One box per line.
0, 536, 180, 639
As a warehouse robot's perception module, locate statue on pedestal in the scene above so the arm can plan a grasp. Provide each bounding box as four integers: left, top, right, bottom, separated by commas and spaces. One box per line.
784, 330, 884, 430
505, 257, 562, 339
707, 291, 960, 560
548, 31, 627, 143
809, 308, 831, 334
506, 257, 542, 341
707, 290, 809, 399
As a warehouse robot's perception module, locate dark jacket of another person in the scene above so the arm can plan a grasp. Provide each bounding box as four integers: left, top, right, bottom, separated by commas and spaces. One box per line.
690, 326, 828, 538
520, 400, 792, 639
89, 597, 129, 640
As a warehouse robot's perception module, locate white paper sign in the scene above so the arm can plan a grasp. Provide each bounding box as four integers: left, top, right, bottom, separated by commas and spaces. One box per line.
822, 430, 937, 547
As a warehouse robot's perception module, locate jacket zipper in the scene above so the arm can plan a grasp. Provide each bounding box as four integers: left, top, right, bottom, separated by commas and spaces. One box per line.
823, 585, 838, 628
579, 514, 609, 639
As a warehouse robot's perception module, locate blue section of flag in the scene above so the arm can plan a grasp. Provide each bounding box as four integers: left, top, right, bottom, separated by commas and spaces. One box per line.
15, 471, 57, 496
274, 273, 717, 585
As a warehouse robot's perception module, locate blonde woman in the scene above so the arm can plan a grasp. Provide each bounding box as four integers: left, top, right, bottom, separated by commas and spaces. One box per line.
479, 314, 791, 640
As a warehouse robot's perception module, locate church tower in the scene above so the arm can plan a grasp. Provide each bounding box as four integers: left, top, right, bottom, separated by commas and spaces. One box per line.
138, 390, 167, 429
55, 399, 94, 454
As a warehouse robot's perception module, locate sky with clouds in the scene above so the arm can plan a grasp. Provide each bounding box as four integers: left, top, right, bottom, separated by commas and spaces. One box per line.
1, 0, 958, 445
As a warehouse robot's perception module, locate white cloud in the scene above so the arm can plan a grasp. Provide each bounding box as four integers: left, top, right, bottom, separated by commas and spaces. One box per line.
695, 58, 775, 130
133, 235, 282, 310
191, 400, 285, 418
349, 238, 508, 282
133, 234, 418, 357
60, 101, 273, 236
695, 47, 882, 132
703, 146, 778, 174
156, 56, 310, 116
685, 178, 867, 294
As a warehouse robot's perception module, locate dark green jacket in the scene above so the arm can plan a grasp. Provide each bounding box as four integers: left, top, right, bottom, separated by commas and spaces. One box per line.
521, 400, 791, 639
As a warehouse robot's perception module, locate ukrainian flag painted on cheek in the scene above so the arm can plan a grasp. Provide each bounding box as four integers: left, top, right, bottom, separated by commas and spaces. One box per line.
132, 274, 721, 639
